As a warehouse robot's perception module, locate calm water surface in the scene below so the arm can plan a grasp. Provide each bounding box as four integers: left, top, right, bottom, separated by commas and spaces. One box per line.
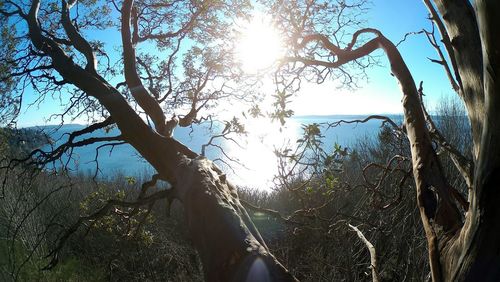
38, 115, 403, 190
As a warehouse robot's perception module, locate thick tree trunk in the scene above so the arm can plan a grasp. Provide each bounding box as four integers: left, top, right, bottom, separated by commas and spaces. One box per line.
329, 24, 500, 281
439, 1, 500, 281
287, 2, 500, 278
23, 0, 500, 280
174, 156, 297, 281
365, 2, 500, 279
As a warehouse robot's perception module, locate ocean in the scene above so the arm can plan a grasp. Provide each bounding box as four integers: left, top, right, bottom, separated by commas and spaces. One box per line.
38, 115, 403, 190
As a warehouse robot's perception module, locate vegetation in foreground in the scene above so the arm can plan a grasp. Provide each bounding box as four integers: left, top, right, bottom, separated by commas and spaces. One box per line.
0, 99, 469, 281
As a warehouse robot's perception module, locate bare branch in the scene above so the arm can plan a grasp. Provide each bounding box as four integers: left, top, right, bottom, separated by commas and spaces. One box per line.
422, 25, 460, 91
135, 4, 205, 43
43, 188, 174, 270
348, 224, 380, 282
418, 82, 471, 206
288, 26, 464, 281
326, 115, 403, 133
422, 0, 462, 90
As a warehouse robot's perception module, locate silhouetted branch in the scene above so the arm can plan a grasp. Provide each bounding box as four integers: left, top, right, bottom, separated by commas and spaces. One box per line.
43, 188, 174, 270
418, 81, 472, 190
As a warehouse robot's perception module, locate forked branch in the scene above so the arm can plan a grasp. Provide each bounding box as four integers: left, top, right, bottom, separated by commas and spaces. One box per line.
422, 0, 462, 91
61, 0, 97, 73
417, 82, 473, 190
121, 0, 167, 135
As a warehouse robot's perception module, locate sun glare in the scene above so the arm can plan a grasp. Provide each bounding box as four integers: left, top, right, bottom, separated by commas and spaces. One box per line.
235, 14, 284, 73
224, 117, 299, 190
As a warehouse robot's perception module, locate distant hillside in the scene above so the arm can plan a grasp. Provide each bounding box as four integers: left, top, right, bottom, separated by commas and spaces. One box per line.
0, 127, 51, 158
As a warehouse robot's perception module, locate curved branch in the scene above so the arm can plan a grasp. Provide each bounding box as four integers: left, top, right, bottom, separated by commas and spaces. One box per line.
135, 4, 205, 43
61, 0, 97, 73
326, 114, 403, 133
121, 0, 167, 135
422, 24, 460, 91
289, 27, 463, 281
26, 0, 197, 182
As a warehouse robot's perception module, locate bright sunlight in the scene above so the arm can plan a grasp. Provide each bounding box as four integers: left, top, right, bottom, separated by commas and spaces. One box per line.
235, 13, 284, 73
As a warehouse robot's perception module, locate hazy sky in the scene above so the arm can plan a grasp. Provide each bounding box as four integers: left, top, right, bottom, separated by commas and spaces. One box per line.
16, 0, 457, 126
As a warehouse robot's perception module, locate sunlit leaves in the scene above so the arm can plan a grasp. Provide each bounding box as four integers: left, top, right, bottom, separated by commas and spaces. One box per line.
125, 176, 136, 185
300, 123, 323, 145
225, 116, 246, 134
270, 90, 294, 125
274, 120, 350, 204
248, 104, 264, 118
79, 183, 154, 243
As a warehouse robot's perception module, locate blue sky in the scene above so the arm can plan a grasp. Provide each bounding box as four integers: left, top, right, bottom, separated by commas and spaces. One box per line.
16, 0, 457, 126
291, 0, 456, 115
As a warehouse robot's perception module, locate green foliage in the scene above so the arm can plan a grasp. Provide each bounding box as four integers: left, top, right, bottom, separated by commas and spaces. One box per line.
43, 257, 106, 282
0, 128, 7, 157
298, 123, 323, 146
254, 118, 428, 281
223, 116, 246, 134
1, 171, 202, 281
248, 104, 264, 118
125, 176, 137, 185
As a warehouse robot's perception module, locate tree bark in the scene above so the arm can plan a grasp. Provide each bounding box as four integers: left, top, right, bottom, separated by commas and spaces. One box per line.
430, 0, 484, 159
175, 156, 296, 281
288, 1, 500, 277
20, 0, 500, 280
441, 1, 500, 280
24, 1, 296, 280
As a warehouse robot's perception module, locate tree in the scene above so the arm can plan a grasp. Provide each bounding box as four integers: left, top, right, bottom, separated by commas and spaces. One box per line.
0, 0, 295, 280
3, 0, 499, 281
269, 0, 500, 280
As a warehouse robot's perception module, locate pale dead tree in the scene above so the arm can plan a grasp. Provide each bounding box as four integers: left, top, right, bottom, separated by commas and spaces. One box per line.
270, 0, 500, 280
348, 224, 379, 282
0, 0, 296, 280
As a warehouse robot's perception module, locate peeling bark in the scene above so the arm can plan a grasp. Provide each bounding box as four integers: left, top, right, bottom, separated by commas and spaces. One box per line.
286, 0, 500, 278
430, 0, 484, 159
19, 0, 500, 280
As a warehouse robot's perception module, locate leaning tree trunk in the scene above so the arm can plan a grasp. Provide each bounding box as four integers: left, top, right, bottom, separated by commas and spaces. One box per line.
24, 1, 296, 280
377, 22, 500, 280
301, 9, 500, 278
441, 1, 500, 280
410, 1, 500, 281
300, 0, 500, 281
174, 156, 296, 281
385, 0, 500, 276
286, 1, 499, 278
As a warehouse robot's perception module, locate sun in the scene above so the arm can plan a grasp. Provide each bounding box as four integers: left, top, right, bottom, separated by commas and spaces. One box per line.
235, 14, 284, 73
